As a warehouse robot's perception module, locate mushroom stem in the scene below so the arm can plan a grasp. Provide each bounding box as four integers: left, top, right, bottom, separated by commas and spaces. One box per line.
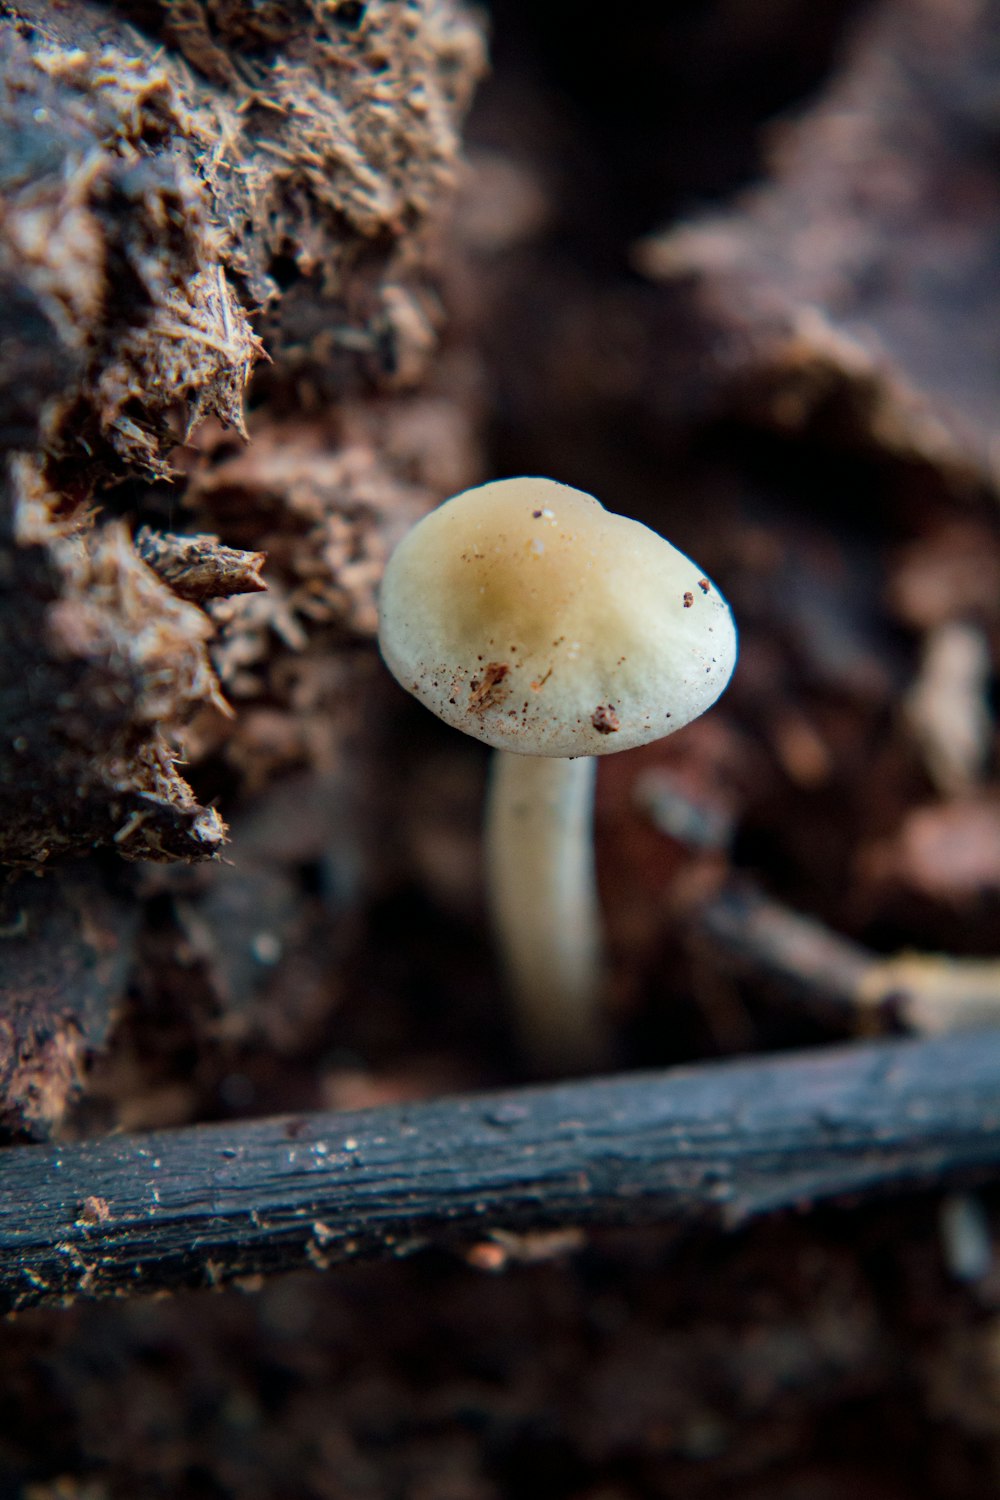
485, 750, 608, 1071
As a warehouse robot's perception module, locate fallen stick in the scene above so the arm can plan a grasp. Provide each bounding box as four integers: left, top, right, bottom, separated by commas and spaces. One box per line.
3, 1030, 1000, 1312
684, 881, 873, 1021
685, 881, 1000, 1034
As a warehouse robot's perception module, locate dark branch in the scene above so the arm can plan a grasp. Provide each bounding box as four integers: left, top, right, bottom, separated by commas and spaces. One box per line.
4, 1031, 1000, 1312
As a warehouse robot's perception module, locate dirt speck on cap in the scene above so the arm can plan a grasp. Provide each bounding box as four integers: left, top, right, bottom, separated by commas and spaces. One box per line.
468, 662, 510, 713
591, 704, 620, 734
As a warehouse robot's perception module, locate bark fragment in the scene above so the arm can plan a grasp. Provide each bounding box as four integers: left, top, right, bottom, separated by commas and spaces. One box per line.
0, 500, 229, 866
134, 526, 266, 603
0, 864, 138, 1138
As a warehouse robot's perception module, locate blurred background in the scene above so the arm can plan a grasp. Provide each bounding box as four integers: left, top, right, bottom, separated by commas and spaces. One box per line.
3, 0, 1000, 1494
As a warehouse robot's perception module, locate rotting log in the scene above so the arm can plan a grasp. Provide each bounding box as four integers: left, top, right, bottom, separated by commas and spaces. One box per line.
4, 1030, 1000, 1312
0, 0, 486, 866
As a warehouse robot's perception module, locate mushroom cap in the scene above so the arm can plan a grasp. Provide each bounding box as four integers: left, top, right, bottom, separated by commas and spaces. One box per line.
378, 476, 738, 757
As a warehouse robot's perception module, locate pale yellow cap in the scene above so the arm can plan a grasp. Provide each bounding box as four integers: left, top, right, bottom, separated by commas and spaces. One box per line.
378, 477, 737, 757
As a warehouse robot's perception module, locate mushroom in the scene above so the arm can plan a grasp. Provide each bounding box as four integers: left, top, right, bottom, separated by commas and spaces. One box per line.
377, 476, 737, 1070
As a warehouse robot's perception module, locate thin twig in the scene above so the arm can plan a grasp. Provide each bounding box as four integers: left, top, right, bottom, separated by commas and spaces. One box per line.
684, 880, 1000, 1033
4, 1031, 1000, 1311
684, 882, 874, 1021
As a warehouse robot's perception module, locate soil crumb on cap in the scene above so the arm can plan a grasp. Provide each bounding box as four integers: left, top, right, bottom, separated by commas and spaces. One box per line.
468, 662, 510, 713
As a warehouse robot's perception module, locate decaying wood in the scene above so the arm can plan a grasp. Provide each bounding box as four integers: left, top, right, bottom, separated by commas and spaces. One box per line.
0, 504, 232, 865
2, 0, 484, 478
0, 864, 138, 1138
639, 0, 1000, 498
133, 526, 266, 603
4, 1030, 1000, 1312
0, 0, 486, 867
